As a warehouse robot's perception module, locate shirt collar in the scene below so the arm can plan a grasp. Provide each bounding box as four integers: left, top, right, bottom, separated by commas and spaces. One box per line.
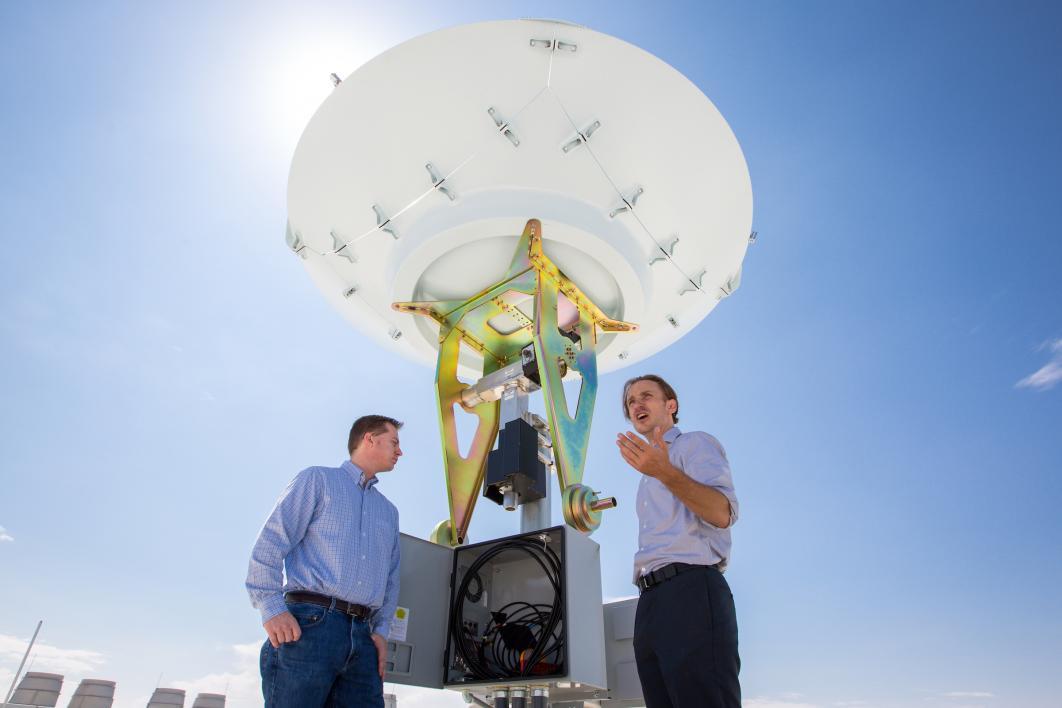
663, 426, 682, 443
342, 460, 378, 489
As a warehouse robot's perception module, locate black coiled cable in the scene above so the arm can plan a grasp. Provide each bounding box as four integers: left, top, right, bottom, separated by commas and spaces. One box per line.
450, 538, 564, 680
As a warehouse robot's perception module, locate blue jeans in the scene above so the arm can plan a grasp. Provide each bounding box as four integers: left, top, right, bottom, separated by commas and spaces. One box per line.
260, 602, 383, 708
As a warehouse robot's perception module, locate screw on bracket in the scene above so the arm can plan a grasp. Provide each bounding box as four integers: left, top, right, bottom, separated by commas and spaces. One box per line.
329, 73, 342, 87
561, 120, 601, 153
609, 186, 644, 218
487, 106, 520, 147
330, 230, 357, 263
666, 315, 679, 328
678, 268, 706, 296
749, 230, 759, 244
388, 327, 403, 340
343, 286, 357, 298
649, 235, 680, 265
425, 162, 456, 201
372, 204, 399, 240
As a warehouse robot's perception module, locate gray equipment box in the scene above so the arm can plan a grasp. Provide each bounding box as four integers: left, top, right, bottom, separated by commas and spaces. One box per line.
384, 526, 606, 692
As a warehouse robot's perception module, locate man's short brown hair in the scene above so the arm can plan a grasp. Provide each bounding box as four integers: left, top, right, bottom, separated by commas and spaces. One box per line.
621, 374, 679, 424
348, 415, 403, 454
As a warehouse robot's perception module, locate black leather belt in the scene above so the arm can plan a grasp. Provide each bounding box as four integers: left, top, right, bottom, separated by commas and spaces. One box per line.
637, 562, 718, 592
285, 591, 373, 620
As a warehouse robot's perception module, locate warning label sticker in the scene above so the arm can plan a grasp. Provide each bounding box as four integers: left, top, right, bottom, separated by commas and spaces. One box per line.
389, 607, 410, 641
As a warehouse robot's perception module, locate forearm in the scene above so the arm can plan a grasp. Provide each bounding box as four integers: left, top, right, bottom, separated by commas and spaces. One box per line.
246, 537, 289, 622
660, 465, 733, 528
374, 542, 401, 636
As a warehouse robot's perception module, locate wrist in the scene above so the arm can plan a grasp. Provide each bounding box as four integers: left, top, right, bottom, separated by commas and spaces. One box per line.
657, 463, 685, 487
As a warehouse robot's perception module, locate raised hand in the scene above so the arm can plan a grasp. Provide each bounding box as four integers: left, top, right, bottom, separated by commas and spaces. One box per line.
616, 427, 676, 481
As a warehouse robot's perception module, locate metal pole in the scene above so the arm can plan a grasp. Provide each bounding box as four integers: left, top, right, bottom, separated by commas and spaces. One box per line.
3, 620, 43, 705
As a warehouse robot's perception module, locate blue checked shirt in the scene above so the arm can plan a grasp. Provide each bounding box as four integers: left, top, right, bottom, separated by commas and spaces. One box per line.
246, 460, 400, 637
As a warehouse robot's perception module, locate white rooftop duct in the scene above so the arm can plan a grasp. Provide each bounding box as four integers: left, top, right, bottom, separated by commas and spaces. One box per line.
144, 689, 183, 708
66, 679, 115, 708
189, 695, 224, 708
8, 672, 63, 708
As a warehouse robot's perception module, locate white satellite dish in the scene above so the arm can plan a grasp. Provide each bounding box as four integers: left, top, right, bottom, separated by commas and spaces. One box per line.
286, 18, 752, 379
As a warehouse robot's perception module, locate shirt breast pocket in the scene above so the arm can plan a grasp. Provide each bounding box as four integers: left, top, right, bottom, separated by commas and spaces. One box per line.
369, 509, 395, 552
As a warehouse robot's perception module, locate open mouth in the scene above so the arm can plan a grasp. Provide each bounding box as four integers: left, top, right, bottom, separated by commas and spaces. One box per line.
636, 412, 649, 422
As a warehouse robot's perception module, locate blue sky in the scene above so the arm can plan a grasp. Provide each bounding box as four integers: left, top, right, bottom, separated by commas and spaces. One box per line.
2, 2, 1060, 707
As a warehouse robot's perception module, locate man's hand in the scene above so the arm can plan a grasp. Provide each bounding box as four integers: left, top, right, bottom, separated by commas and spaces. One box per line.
263, 611, 302, 648
371, 633, 388, 679
616, 427, 678, 481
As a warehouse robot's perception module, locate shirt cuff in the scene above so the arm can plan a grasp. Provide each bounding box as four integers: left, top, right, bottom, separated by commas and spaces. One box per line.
259, 594, 288, 624
372, 617, 392, 637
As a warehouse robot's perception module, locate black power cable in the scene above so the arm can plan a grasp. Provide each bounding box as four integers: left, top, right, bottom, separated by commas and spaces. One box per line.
449, 537, 564, 680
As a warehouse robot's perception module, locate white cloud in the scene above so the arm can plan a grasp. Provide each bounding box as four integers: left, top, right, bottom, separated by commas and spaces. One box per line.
0, 525, 13, 542
943, 692, 994, 698
744, 698, 822, 708
143, 642, 261, 708
1017, 338, 1062, 391
150, 641, 468, 708
386, 683, 467, 707
0, 633, 106, 676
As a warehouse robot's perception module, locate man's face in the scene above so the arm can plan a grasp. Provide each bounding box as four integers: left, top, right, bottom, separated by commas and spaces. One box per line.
625, 380, 677, 435
366, 424, 403, 473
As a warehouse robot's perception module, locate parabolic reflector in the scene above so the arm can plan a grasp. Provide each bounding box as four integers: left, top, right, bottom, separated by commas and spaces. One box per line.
286, 19, 753, 378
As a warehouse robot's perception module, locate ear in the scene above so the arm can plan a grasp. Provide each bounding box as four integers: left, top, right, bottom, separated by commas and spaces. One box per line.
666, 399, 677, 416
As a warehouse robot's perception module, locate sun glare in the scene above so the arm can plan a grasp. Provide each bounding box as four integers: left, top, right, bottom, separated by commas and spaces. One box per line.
258, 26, 398, 162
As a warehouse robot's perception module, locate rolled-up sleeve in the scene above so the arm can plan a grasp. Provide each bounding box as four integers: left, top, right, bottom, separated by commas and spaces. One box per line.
246, 468, 319, 623
682, 432, 739, 527
374, 513, 401, 637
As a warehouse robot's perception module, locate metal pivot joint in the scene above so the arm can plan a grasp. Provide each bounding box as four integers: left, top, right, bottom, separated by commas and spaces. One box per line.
394, 219, 636, 544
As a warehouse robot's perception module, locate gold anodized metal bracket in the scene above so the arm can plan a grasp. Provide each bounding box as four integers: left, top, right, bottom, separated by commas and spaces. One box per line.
394, 219, 636, 544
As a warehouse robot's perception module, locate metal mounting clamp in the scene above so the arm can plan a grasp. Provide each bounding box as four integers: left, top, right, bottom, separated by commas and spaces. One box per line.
372, 204, 399, 240
609, 186, 644, 218
678, 268, 706, 296
425, 162, 456, 201
561, 120, 601, 153
330, 229, 357, 263
487, 106, 520, 147
649, 235, 680, 265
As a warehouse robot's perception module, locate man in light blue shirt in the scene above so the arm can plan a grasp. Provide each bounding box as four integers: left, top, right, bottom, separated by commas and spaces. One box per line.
616, 375, 740, 708
247, 415, 403, 708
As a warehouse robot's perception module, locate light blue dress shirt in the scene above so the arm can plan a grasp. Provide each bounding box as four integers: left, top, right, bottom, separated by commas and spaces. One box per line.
246, 460, 400, 637
633, 426, 739, 585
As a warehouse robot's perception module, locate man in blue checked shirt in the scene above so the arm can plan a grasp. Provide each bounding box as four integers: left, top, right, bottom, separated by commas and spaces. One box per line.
247, 414, 403, 708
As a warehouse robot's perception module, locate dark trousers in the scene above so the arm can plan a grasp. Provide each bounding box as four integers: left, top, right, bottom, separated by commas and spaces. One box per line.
260, 602, 383, 708
633, 565, 741, 708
